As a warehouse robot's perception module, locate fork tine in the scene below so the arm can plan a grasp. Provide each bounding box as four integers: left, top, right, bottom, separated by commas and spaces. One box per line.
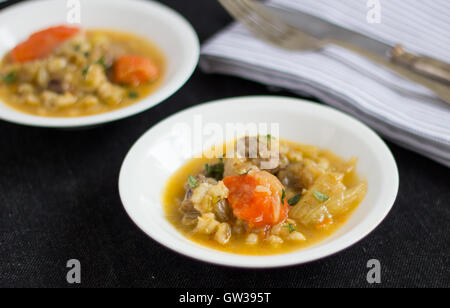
218, 0, 322, 50
220, 0, 287, 38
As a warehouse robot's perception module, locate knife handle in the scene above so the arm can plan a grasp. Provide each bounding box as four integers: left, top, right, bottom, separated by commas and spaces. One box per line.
390, 45, 450, 86
327, 39, 450, 105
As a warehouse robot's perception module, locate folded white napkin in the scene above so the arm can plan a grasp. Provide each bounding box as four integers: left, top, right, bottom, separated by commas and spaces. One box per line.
200, 0, 450, 167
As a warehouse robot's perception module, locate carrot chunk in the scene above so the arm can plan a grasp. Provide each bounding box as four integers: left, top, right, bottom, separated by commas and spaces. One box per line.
223, 170, 288, 228
113, 55, 159, 87
11, 25, 81, 63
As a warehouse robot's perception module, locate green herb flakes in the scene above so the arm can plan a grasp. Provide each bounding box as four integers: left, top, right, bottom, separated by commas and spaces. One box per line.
82, 66, 90, 77
3, 71, 16, 84
284, 224, 296, 233
313, 190, 329, 202
187, 175, 199, 189
205, 158, 225, 181
97, 56, 110, 69
128, 91, 139, 99
281, 189, 286, 204
239, 169, 252, 176
288, 194, 302, 206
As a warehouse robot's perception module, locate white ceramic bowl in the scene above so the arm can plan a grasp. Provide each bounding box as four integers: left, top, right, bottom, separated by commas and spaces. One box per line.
0, 0, 199, 127
119, 96, 399, 268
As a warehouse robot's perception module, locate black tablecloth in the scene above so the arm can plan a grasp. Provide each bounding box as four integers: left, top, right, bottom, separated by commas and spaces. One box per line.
0, 0, 449, 288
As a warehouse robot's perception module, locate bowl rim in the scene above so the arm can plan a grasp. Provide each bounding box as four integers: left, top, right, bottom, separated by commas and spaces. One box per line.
0, 0, 200, 128
118, 95, 400, 268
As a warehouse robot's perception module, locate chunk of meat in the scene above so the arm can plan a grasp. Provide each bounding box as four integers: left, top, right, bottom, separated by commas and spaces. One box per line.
223, 170, 288, 228
232, 136, 288, 175
214, 199, 232, 222
47, 79, 67, 94
277, 159, 326, 191
277, 162, 308, 191
179, 175, 217, 218
11, 26, 81, 63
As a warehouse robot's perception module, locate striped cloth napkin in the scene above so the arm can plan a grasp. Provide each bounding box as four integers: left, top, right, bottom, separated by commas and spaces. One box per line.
200, 0, 450, 167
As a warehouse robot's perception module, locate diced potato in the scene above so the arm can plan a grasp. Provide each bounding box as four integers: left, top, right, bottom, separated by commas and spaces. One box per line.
191, 184, 212, 213
24, 94, 39, 106
84, 64, 106, 88
194, 213, 219, 235
56, 92, 77, 107
287, 231, 306, 242
270, 223, 283, 236
191, 181, 229, 215
209, 181, 229, 200
79, 95, 99, 107
214, 223, 231, 245
41, 91, 58, 108
17, 83, 34, 95
97, 83, 125, 105
245, 233, 259, 245
37, 67, 49, 87
47, 57, 67, 72
267, 235, 283, 246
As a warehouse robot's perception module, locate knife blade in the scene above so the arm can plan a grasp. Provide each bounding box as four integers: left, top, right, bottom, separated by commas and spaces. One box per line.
265, 4, 397, 59
262, 2, 450, 94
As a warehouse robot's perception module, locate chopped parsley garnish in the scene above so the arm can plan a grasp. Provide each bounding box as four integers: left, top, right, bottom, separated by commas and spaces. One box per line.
313, 190, 329, 202
82, 65, 90, 77
84, 52, 90, 58
239, 169, 252, 176
97, 56, 110, 69
128, 91, 139, 99
205, 158, 224, 181
284, 224, 296, 233
288, 194, 302, 206
3, 71, 16, 84
187, 175, 199, 189
74, 45, 81, 52
281, 189, 286, 205
97, 56, 104, 65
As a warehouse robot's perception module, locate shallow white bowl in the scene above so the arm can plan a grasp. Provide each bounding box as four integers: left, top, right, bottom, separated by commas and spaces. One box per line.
0, 0, 199, 127
119, 96, 399, 268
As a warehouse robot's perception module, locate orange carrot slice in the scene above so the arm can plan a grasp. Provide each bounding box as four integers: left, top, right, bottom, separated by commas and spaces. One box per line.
113, 55, 159, 87
223, 170, 288, 228
11, 25, 81, 63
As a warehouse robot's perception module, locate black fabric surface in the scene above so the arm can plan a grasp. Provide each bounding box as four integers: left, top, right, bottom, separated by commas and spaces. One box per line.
0, 0, 449, 288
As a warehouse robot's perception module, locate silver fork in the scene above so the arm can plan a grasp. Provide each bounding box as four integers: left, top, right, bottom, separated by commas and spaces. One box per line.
218, 0, 450, 104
